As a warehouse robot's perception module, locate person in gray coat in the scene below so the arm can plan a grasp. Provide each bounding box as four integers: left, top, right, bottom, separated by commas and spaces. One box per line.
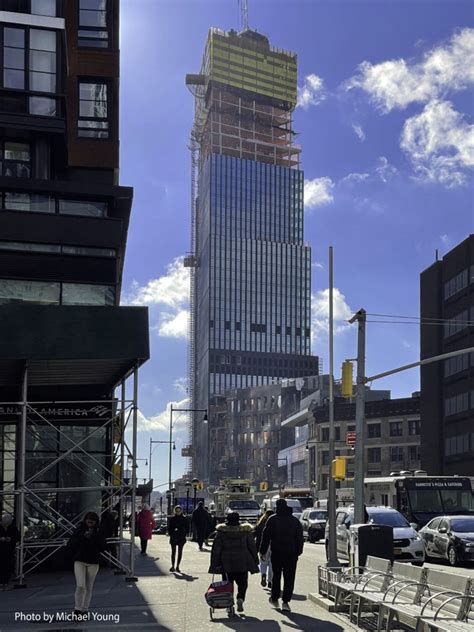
209, 512, 258, 613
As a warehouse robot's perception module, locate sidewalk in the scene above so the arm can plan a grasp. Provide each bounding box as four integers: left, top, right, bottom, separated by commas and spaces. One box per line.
0, 535, 358, 631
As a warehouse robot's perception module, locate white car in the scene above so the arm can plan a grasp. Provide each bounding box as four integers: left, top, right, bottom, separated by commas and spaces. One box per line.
325, 505, 425, 564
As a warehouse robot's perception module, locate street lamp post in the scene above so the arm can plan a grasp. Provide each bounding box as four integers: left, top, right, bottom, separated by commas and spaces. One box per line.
165, 489, 172, 517
170, 486, 176, 509
185, 481, 191, 515
149, 437, 175, 482
192, 478, 199, 509
169, 407, 207, 491
267, 457, 288, 489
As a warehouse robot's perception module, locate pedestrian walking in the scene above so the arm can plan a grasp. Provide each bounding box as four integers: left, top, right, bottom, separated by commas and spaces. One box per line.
260, 498, 304, 612
209, 512, 258, 614
137, 503, 155, 556
100, 509, 118, 566
67, 512, 106, 614
168, 505, 188, 572
254, 509, 274, 588
0, 513, 19, 590
192, 501, 209, 551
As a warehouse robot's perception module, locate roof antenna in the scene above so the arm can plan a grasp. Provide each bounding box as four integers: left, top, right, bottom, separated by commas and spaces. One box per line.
435, 248, 439, 261
238, 0, 249, 31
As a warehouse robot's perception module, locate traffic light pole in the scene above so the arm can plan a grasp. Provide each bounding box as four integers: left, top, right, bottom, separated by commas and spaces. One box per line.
326, 247, 339, 568
349, 309, 367, 525
347, 309, 473, 527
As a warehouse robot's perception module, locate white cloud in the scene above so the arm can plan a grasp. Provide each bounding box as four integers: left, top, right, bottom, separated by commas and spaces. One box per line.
311, 288, 354, 342
304, 177, 335, 209
126, 257, 189, 309
125, 257, 190, 340
400, 100, 474, 186
347, 28, 474, 112
297, 74, 327, 109
312, 261, 324, 270
155, 309, 189, 339
375, 156, 398, 182
138, 398, 190, 432
341, 172, 370, 184
402, 340, 411, 349
352, 124, 366, 141
174, 377, 188, 395
440, 234, 449, 243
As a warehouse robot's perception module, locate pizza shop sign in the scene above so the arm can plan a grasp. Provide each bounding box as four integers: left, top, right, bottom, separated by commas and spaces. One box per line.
0, 404, 113, 422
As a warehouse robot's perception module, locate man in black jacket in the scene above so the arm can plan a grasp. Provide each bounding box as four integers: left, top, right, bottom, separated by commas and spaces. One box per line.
260, 499, 304, 612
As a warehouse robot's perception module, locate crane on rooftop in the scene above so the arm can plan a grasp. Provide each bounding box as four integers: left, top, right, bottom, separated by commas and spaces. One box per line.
238, 0, 249, 31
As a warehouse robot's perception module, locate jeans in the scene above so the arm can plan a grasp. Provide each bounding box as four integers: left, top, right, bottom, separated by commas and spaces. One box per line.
140, 537, 148, 554
259, 552, 273, 582
270, 554, 298, 603
74, 561, 99, 611
171, 543, 184, 567
224, 572, 248, 600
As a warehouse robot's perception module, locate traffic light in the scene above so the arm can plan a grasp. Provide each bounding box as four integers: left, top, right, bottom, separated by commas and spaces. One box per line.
332, 457, 346, 481
341, 361, 353, 398
197, 481, 204, 490
260, 481, 268, 492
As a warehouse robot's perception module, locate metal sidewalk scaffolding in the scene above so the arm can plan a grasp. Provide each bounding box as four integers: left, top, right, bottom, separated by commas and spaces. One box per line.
0, 367, 141, 586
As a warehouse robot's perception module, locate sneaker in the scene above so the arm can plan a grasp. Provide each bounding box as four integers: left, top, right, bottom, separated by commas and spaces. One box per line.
269, 597, 279, 608
169, 566, 175, 572
176, 566, 180, 573
261, 574, 267, 587
281, 602, 291, 612
236, 598, 244, 612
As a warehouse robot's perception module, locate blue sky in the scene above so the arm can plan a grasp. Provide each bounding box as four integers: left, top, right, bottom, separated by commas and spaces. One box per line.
119, 0, 474, 488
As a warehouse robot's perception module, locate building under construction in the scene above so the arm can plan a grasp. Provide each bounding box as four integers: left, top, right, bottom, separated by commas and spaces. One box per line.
186, 27, 318, 482
0, 0, 148, 582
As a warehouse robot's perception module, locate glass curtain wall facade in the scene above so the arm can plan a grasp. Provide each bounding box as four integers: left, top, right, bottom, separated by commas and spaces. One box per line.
188, 28, 318, 481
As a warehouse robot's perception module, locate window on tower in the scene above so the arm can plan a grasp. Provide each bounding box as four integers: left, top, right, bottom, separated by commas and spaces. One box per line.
78, 81, 109, 139
78, 0, 110, 48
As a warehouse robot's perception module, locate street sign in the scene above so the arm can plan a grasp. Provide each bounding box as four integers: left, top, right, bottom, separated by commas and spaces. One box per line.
181, 446, 193, 457
346, 431, 356, 447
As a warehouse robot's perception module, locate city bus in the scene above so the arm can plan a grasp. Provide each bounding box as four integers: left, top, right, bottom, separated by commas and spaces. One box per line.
364, 475, 474, 528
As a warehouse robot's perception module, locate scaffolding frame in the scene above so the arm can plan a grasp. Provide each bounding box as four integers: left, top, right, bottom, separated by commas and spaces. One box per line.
0, 364, 141, 586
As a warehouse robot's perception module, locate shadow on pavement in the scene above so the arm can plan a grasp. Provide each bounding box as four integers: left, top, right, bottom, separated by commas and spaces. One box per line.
214, 617, 281, 630
171, 572, 199, 582
289, 594, 307, 601
282, 611, 346, 631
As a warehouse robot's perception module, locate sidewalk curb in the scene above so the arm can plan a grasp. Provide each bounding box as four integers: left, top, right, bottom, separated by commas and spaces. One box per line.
308, 592, 337, 612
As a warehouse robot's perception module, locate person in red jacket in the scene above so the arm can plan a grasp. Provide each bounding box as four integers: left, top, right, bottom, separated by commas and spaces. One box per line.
137, 504, 155, 556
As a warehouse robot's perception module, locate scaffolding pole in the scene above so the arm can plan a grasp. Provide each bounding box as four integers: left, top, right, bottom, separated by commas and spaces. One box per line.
15, 364, 28, 588
1, 370, 141, 585
126, 366, 139, 582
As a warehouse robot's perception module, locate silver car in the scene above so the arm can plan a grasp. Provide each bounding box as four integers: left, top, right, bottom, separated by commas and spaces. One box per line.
325, 505, 425, 564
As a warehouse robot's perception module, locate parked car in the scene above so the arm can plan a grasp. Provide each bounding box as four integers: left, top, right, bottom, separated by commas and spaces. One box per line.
300, 508, 327, 542
152, 514, 168, 535
419, 515, 474, 566
325, 505, 425, 564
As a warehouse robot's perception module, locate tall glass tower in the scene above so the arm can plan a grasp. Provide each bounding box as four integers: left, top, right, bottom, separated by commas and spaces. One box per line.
186, 28, 318, 480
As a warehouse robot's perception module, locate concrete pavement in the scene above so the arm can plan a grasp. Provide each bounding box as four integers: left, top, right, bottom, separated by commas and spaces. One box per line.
0, 535, 358, 632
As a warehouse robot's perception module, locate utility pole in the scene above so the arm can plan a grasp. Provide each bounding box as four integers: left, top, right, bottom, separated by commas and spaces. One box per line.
349, 309, 366, 525
326, 246, 339, 567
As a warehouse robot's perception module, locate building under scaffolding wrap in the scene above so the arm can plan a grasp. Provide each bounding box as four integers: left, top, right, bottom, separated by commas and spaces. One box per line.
186, 28, 319, 482
0, 1, 149, 582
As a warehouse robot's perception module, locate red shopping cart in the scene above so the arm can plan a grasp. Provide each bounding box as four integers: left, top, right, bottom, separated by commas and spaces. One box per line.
205, 575, 235, 619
